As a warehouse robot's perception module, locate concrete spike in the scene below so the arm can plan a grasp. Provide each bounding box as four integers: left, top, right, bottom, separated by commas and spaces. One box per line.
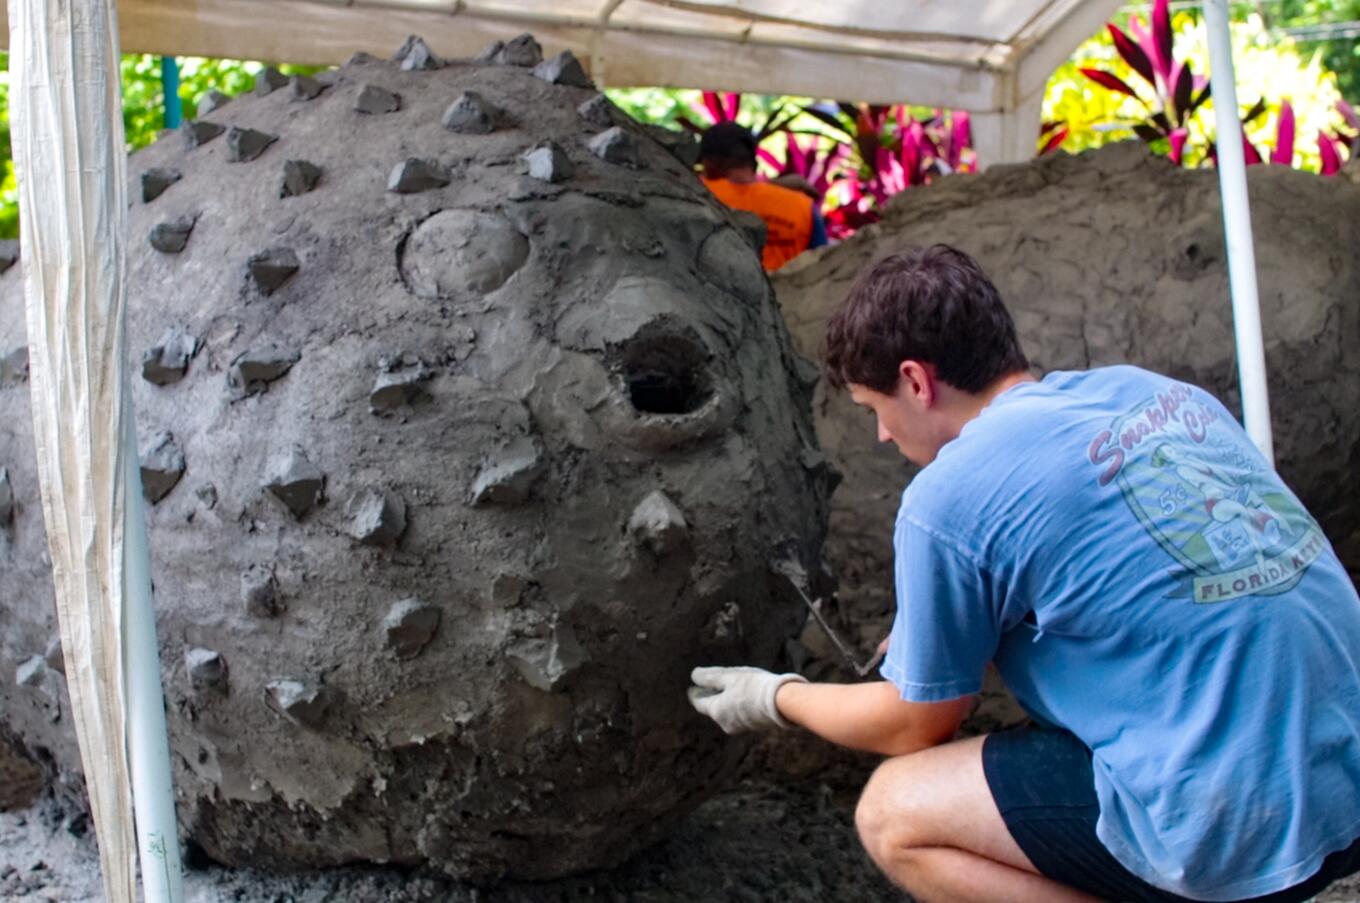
473, 40, 504, 62
345, 487, 407, 548
587, 127, 641, 167
16, 656, 46, 688
264, 446, 324, 518
383, 598, 441, 660
387, 158, 450, 194
369, 365, 430, 413
391, 35, 443, 71
354, 84, 401, 114
148, 216, 197, 254
247, 247, 300, 295
0, 467, 13, 525
522, 141, 573, 183
228, 345, 300, 396
441, 91, 500, 135
182, 120, 225, 149
226, 127, 278, 163
254, 66, 289, 97
347, 51, 379, 66
577, 94, 615, 129
281, 160, 323, 198
241, 565, 280, 618
185, 648, 228, 693
489, 33, 542, 67
470, 436, 543, 506
265, 679, 331, 728
627, 490, 688, 556
531, 50, 592, 89
141, 168, 182, 203
289, 75, 328, 102
197, 90, 231, 116
141, 326, 200, 384
0, 347, 28, 387
507, 624, 588, 692
44, 636, 64, 676
140, 431, 186, 504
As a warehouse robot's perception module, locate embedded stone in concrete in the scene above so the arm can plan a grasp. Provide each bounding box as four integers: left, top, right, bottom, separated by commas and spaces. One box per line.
588, 126, 640, 167
522, 141, 573, 183
141, 326, 199, 384
16, 656, 45, 688
577, 93, 615, 129
507, 624, 587, 691
281, 160, 323, 198
265, 679, 331, 728
441, 92, 500, 134
347, 51, 379, 66
264, 447, 323, 518
470, 436, 543, 506
228, 345, 299, 396
185, 648, 227, 693
241, 565, 280, 618
289, 75, 327, 102
254, 67, 289, 96
182, 120, 225, 149
354, 84, 401, 114
382, 598, 440, 660
400, 209, 528, 299
44, 636, 64, 675
0, 347, 27, 386
226, 127, 278, 163
140, 431, 186, 504
388, 159, 450, 194
486, 32, 542, 67
0, 467, 12, 525
197, 89, 231, 116
141, 168, 181, 202
627, 490, 688, 556
148, 216, 197, 254
369, 365, 430, 412
391, 35, 442, 71
247, 247, 300, 295
532, 50, 592, 89
345, 487, 407, 547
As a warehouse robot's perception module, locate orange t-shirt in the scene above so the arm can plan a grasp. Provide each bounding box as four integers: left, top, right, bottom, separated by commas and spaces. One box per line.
701, 177, 815, 271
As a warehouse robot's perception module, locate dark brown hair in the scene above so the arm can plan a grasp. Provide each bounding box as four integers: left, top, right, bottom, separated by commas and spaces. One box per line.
822, 245, 1029, 394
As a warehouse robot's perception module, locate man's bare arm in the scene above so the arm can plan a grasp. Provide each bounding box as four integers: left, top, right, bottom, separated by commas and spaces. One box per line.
775, 680, 972, 757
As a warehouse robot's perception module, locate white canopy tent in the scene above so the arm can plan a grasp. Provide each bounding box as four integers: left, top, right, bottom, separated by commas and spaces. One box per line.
4, 1, 1272, 901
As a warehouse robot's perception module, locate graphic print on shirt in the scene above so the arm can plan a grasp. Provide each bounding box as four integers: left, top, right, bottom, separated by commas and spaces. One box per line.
1087, 382, 1324, 603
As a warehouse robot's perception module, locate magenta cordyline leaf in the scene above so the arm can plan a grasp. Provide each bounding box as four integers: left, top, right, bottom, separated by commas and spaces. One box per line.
723, 92, 741, 121
1039, 125, 1069, 155
1129, 17, 1163, 88
1168, 128, 1189, 165
786, 132, 808, 172
1108, 23, 1156, 89
700, 91, 725, 123
1170, 62, 1193, 125
1243, 134, 1263, 165
1152, 0, 1174, 82
756, 147, 783, 175
1272, 101, 1295, 165
1319, 132, 1343, 174
1081, 67, 1140, 100
1338, 99, 1360, 133
949, 111, 973, 169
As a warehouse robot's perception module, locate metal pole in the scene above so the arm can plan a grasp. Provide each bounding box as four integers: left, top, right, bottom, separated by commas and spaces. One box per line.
160, 56, 182, 129
1203, 0, 1275, 462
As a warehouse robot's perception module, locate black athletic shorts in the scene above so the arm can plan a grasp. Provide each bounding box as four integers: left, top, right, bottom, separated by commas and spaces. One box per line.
982, 726, 1360, 902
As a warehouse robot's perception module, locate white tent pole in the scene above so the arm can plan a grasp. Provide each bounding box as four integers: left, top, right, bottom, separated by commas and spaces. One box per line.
1203, 0, 1275, 462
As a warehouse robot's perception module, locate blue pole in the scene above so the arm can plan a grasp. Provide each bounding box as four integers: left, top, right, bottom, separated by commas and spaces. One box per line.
160, 56, 182, 128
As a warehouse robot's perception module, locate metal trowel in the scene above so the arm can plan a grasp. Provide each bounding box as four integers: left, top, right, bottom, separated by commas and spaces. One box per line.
769, 553, 886, 678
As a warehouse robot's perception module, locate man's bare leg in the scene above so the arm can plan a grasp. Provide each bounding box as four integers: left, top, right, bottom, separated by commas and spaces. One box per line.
854, 735, 1100, 903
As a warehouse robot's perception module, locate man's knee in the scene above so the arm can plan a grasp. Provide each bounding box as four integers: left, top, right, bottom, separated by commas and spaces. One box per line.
855, 755, 926, 865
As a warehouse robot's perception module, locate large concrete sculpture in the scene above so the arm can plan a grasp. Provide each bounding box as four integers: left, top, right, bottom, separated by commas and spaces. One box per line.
0, 36, 831, 879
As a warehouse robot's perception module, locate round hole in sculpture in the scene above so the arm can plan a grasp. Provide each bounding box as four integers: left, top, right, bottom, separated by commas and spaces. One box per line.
615, 329, 713, 416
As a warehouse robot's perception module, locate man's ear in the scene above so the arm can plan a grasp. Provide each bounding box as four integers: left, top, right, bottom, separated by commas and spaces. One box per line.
897, 360, 936, 408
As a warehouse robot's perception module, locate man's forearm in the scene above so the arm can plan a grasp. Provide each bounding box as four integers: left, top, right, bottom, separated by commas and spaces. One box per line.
774, 679, 971, 757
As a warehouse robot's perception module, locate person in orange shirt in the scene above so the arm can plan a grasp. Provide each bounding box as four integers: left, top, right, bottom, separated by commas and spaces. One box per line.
699, 122, 828, 271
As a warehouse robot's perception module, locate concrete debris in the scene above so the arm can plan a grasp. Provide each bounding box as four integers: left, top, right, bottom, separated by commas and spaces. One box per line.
392, 35, 443, 71
141, 168, 181, 203
354, 84, 401, 114
369, 365, 430, 412
141, 326, 200, 384
265, 679, 331, 728
387, 158, 450, 193
531, 50, 592, 88
148, 216, 197, 254
226, 126, 278, 163
441, 91, 500, 134
195, 484, 218, 509
703, 601, 742, 642
182, 120, 225, 149
576, 93, 615, 129
382, 598, 441, 660
470, 436, 543, 506
228, 345, 300, 396
185, 647, 228, 692
254, 66, 290, 97
522, 141, 573, 183
484, 33, 542, 67
627, 490, 688, 556
240, 565, 280, 618
490, 571, 526, 607
345, 487, 407, 547
44, 636, 64, 676
247, 247, 300, 295
587, 127, 640, 167
507, 623, 587, 691
0, 347, 27, 386
0, 467, 12, 525
15, 656, 46, 688
281, 159, 323, 198
196, 89, 231, 116
140, 431, 186, 504
289, 75, 328, 102
264, 447, 324, 518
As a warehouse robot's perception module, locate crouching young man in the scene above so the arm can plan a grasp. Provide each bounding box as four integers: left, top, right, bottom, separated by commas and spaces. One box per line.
688, 245, 1360, 901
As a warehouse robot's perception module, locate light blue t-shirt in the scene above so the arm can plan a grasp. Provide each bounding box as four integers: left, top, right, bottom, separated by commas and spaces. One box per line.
880, 365, 1360, 900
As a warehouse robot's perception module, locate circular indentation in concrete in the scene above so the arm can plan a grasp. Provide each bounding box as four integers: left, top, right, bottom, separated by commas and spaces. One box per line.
612, 325, 713, 416
400, 209, 528, 299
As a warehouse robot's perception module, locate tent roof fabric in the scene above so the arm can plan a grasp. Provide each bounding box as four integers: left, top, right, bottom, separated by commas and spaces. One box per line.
0, 0, 1122, 110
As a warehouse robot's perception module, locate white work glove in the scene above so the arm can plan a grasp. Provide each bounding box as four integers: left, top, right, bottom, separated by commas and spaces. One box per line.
687, 666, 808, 733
